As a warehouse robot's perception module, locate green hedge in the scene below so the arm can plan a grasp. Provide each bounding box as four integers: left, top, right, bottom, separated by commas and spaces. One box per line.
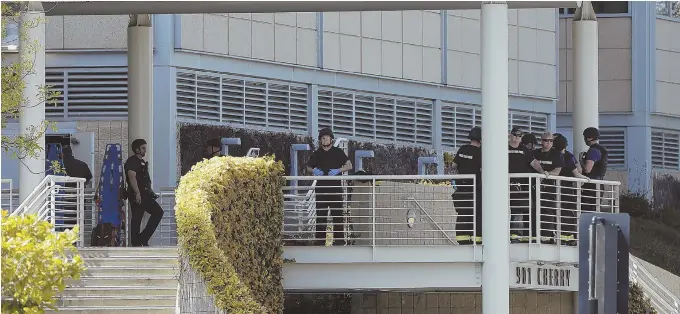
176, 155, 285, 313
629, 282, 657, 314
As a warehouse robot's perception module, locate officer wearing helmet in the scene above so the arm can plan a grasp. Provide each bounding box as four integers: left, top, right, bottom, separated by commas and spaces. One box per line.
581, 127, 608, 212
306, 127, 353, 246
204, 138, 224, 159
553, 133, 589, 245
450, 126, 482, 244
521, 133, 538, 152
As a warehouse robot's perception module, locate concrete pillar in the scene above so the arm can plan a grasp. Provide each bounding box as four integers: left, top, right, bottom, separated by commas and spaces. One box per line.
18, 2, 46, 202
572, 1, 599, 158
481, 3, 510, 314
127, 14, 154, 182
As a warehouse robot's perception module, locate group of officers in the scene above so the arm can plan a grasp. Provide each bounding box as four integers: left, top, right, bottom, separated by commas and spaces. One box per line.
201, 125, 608, 247
451, 126, 608, 245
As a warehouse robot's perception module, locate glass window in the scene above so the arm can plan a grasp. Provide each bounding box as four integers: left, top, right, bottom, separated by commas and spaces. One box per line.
559, 1, 630, 15
657, 1, 680, 18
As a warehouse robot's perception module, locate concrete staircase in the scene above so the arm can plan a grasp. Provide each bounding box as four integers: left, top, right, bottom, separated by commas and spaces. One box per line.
49, 247, 179, 314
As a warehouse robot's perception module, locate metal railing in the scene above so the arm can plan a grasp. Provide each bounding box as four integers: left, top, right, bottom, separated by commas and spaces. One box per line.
9, 176, 87, 245
1, 179, 17, 213
630, 255, 680, 314
508, 173, 620, 245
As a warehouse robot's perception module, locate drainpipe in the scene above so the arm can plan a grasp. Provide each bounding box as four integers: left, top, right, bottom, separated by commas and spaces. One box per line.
418, 157, 439, 175
220, 138, 241, 156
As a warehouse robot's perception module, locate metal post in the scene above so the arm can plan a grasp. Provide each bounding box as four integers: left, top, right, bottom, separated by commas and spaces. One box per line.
221, 138, 241, 156
572, 1, 599, 158
354, 150, 375, 171
290, 144, 311, 195
417, 157, 439, 175
588, 216, 603, 313
481, 3, 510, 314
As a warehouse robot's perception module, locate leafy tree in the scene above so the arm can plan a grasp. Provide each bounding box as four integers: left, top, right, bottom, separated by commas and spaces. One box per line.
1, 2, 62, 174
1, 210, 84, 313
629, 282, 658, 314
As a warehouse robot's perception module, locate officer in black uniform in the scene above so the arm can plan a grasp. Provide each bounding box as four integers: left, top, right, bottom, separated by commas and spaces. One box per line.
307, 128, 353, 246
580, 127, 608, 212
522, 133, 538, 151
204, 138, 224, 159
532, 132, 564, 242
450, 126, 482, 244
124, 139, 164, 247
508, 127, 545, 242
553, 134, 590, 244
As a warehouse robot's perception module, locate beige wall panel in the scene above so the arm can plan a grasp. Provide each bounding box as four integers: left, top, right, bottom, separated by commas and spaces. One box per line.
63, 15, 127, 49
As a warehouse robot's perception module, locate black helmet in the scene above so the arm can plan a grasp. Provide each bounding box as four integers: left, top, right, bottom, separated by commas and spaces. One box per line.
583, 127, 600, 143
553, 134, 568, 151
318, 127, 334, 141
521, 133, 537, 146
468, 126, 482, 141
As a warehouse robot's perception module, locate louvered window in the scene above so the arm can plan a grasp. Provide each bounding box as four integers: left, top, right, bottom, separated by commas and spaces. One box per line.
598, 128, 626, 168
176, 70, 308, 133
652, 129, 680, 170
318, 88, 432, 146
45, 67, 128, 119
441, 102, 481, 149
508, 111, 549, 136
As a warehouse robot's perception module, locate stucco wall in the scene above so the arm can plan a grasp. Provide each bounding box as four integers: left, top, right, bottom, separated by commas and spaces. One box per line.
655, 18, 680, 116
46, 15, 128, 50
558, 17, 632, 113
178, 9, 557, 100
350, 291, 573, 314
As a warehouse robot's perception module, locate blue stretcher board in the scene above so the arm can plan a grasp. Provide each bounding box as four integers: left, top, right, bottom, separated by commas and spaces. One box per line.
97, 144, 124, 234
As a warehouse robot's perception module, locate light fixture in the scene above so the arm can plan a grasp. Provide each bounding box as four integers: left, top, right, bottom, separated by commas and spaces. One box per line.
6, 45, 18, 51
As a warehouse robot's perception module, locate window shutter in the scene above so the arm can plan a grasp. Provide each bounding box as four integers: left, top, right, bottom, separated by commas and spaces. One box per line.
509, 111, 548, 137
317, 88, 432, 146
441, 102, 481, 150
176, 70, 308, 133
599, 128, 626, 168
652, 129, 680, 170
45, 67, 128, 119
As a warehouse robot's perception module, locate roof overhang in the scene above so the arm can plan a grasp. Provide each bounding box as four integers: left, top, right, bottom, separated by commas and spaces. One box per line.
42, 1, 577, 16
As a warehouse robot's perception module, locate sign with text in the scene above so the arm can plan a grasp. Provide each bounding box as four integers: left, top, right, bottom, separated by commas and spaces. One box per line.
510, 262, 579, 291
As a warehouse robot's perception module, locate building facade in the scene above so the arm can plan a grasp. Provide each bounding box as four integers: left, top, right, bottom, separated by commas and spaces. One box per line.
1, 1, 679, 194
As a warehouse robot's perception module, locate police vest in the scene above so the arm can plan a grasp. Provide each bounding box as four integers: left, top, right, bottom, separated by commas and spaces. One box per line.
587, 143, 608, 179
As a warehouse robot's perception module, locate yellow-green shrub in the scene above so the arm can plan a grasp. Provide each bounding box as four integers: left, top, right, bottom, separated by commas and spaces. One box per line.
1, 210, 84, 313
176, 156, 285, 313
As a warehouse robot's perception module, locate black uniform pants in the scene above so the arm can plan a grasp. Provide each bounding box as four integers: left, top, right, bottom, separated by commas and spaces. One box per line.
559, 182, 578, 239
510, 178, 531, 239
582, 178, 603, 213
452, 185, 482, 240
130, 196, 164, 246
315, 193, 344, 246
537, 179, 558, 239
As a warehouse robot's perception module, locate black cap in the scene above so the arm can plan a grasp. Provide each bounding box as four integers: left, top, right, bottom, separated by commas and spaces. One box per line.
510, 127, 524, 137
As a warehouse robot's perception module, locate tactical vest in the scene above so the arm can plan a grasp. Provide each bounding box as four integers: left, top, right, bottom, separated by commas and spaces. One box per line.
587, 143, 608, 179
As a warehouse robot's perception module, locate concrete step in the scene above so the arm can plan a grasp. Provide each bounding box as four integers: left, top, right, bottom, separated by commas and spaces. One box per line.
83, 257, 178, 268
83, 265, 177, 277
77, 247, 178, 259
57, 296, 175, 307
61, 287, 177, 297
46, 306, 175, 314
67, 275, 177, 288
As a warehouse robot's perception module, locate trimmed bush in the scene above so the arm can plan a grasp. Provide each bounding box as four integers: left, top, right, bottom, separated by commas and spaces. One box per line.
176, 155, 285, 313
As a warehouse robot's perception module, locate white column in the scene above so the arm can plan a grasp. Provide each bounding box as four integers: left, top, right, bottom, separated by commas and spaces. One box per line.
481, 3, 509, 314
18, 3, 46, 202
572, 1, 599, 158
127, 14, 154, 183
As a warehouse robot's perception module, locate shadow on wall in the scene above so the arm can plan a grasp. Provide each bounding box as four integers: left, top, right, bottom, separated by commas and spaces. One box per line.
179, 124, 439, 176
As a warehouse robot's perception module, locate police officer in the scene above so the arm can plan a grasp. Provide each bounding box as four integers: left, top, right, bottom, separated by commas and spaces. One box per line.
522, 133, 538, 152
306, 128, 353, 246
553, 134, 589, 245
508, 127, 545, 242
581, 127, 608, 212
125, 139, 165, 247
204, 138, 224, 159
533, 132, 564, 243
450, 126, 482, 244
